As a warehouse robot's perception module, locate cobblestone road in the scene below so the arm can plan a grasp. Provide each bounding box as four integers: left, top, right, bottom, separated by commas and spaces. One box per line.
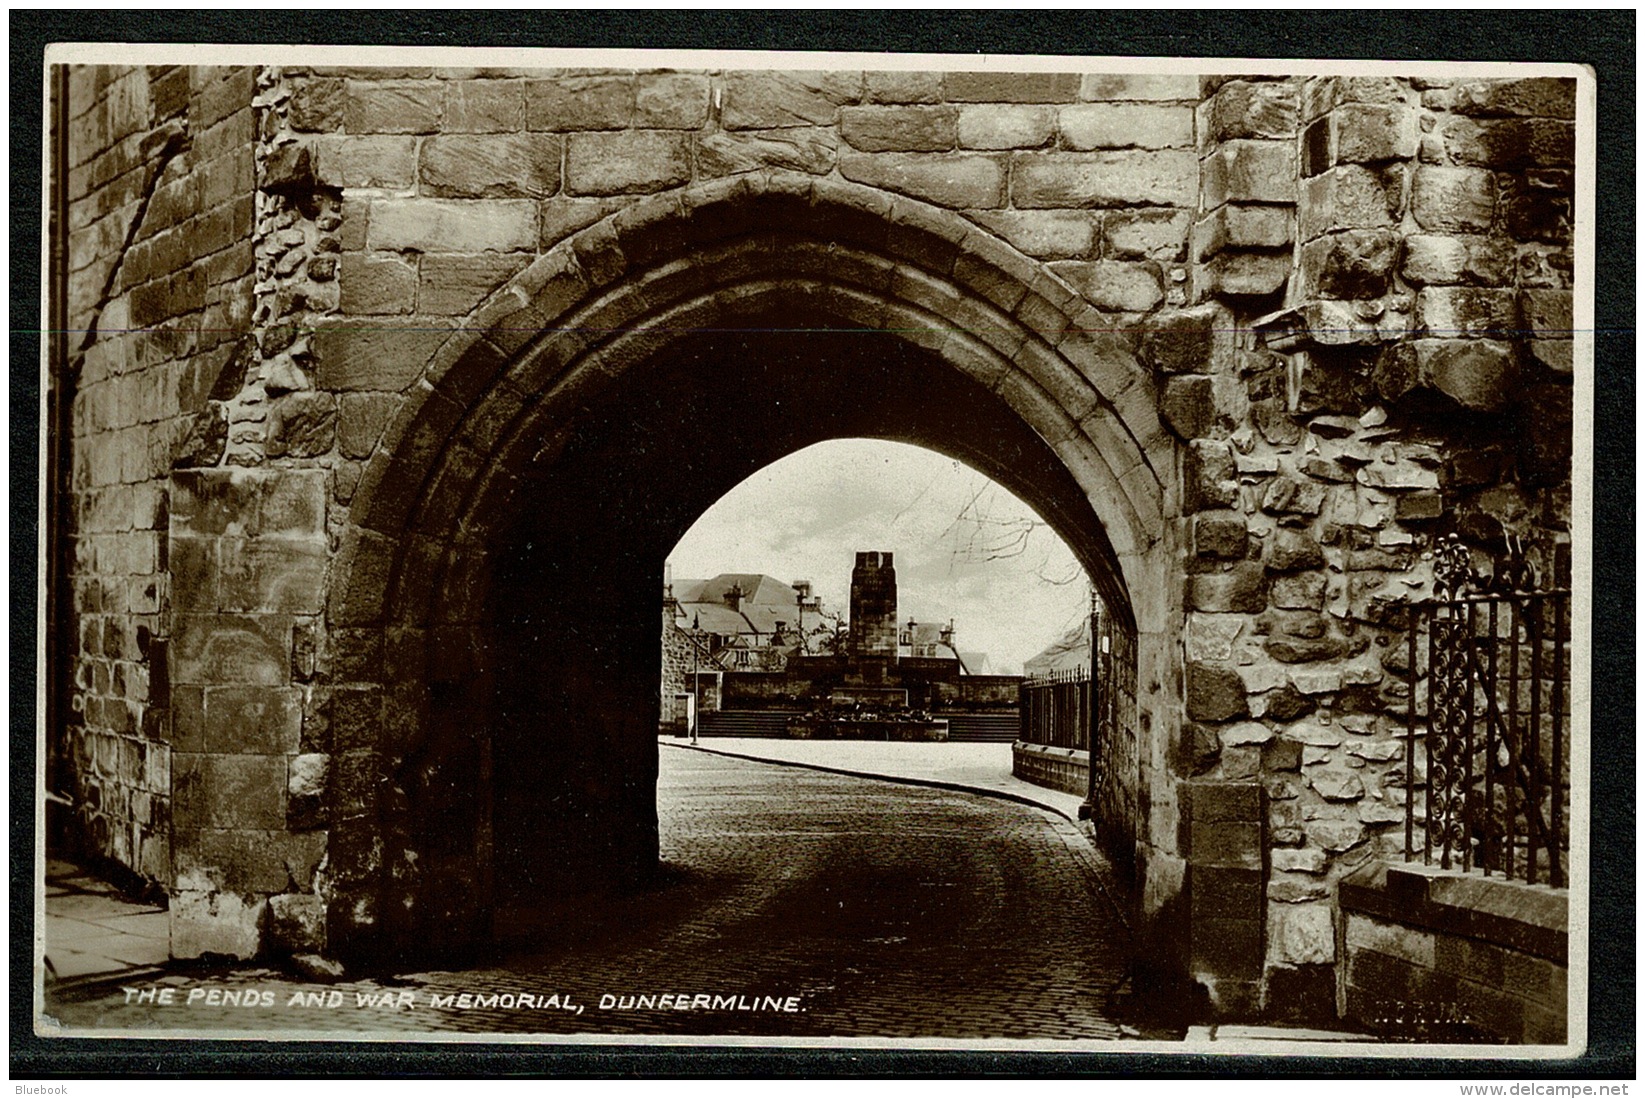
43, 749, 1134, 1041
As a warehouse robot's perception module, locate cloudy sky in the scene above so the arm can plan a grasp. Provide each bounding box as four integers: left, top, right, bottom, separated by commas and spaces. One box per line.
667, 439, 1093, 674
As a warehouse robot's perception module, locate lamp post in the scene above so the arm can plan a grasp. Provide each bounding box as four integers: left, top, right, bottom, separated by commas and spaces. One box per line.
690, 613, 700, 744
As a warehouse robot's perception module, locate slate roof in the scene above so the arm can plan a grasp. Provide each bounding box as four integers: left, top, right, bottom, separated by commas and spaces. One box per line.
1023, 620, 1091, 678
671, 573, 809, 638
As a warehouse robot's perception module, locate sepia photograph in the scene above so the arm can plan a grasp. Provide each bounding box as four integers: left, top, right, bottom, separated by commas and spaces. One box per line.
26, 31, 1607, 1068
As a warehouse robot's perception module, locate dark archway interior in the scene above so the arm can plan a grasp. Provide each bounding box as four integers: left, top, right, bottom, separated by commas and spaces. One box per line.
475, 324, 1131, 906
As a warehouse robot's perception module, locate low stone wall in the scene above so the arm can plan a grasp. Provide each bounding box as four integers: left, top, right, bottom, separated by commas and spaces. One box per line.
787, 719, 948, 742
1339, 861, 1568, 1044
957, 676, 1022, 707
1012, 741, 1089, 796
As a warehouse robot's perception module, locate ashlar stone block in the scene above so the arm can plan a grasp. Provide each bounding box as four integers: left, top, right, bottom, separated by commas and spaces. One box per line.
312, 135, 418, 189
526, 75, 634, 131
1202, 80, 1299, 142
839, 105, 958, 152
1080, 73, 1200, 102
339, 254, 417, 315
1184, 440, 1241, 515
944, 71, 1079, 104
966, 210, 1094, 260
368, 199, 536, 254
1193, 204, 1292, 260
443, 80, 525, 133
1193, 510, 1248, 559
1270, 902, 1336, 965
865, 71, 943, 105
1186, 613, 1246, 661
420, 133, 561, 199
838, 152, 1005, 209
698, 128, 838, 177
635, 73, 710, 129
344, 81, 441, 134
1410, 166, 1495, 233
1301, 229, 1400, 299
203, 686, 301, 754
1448, 77, 1576, 120
722, 71, 861, 129
173, 753, 285, 830
1052, 260, 1163, 313
1331, 103, 1419, 164
1440, 116, 1574, 171
1060, 103, 1193, 149
1013, 150, 1198, 209
1301, 165, 1404, 238
1205, 251, 1291, 298
1202, 140, 1297, 207
1401, 234, 1516, 287
956, 104, 1055, 150
1375, 339, 1514, 413
565, 132, 691, 196
1145, 303, 1235, 375
171, 614, 294, 687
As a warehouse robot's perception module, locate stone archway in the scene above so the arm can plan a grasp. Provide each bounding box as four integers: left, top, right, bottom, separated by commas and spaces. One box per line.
321, 174, 1182, 960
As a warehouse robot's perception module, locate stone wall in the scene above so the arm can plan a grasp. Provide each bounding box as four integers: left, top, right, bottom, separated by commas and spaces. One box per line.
1011, 742, 1089, 797
659, 606, 712, 731
52, 63, 1576, 1013
955, 676, 1022, 707
1339, 861, 1568, 1043
1162, 73, 1575, 1014
58, 64, 257, 890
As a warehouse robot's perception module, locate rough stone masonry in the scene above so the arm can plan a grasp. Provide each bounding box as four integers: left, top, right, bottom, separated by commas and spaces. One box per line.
52, 63, 1575, 1021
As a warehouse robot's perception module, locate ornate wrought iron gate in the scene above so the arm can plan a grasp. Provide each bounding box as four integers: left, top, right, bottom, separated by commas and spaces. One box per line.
1405, 537, 1571, 887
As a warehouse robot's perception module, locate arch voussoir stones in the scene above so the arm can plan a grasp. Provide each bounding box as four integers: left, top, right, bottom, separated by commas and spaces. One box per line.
330, 526, 398, 628
928, 326, 1014, 393
354, 387, 467, 536
422, 331, 511, 414
317, 174, 1171, 981
806, 177, 896, 253
567, 218, 628, 290
607, 190, 691, 269
1012, 338, 1102, 424
884, 194, 967, 277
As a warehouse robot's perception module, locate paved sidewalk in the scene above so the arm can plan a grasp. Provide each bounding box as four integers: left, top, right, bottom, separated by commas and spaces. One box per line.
41, 857, 169, 987
666, 737, 1086, 821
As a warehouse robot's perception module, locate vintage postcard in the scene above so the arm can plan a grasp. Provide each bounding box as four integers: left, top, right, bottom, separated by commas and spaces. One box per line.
32, 42, 1596, 1061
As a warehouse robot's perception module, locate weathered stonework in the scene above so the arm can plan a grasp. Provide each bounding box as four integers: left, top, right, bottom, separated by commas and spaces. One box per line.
53, 64, 1575, 1025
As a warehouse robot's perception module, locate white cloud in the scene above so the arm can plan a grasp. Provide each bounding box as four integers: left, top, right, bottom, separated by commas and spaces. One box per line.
667, 439, 1093, 673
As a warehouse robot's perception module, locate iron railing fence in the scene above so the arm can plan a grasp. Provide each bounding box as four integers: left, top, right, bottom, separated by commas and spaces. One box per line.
1404, 538, 1571, 888
1019, 669, 1090, 752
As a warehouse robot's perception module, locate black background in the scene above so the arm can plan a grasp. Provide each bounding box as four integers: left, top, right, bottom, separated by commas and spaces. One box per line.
9, 9, 1635, 1080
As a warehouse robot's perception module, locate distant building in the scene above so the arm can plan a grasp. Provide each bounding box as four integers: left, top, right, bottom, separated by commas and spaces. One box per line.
900, 618, 990, 674
1023, 617, 1094, 679
666, 572, 818, 671
662, 551, 1020, 741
